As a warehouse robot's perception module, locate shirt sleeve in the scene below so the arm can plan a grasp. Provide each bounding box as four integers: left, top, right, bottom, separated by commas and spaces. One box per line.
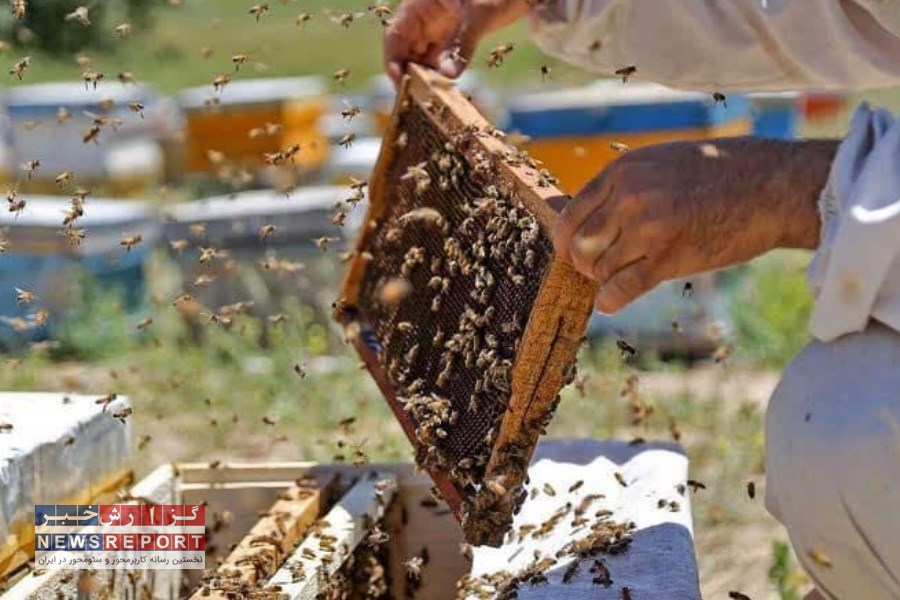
529, 0, 900, 92
807, 104, 900, 341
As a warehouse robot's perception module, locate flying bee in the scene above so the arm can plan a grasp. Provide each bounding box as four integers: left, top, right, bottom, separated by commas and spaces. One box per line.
137, 434, 152, 450
19, 158, 38, 178
338, 132, 356, 148
169, 239, 189, 253
11, 0, 25, 20
128, 100, 144, 118
712, 92, 727, 108
249, 3, 269, 21
10, 56, 31, 81
669, 419, 682, 442
94, 393, 117, 411
543, 483, 556, 497
614, 472, 628, 487
15, 287, 35, 305
82, 70, 103, 90
120, 235, 142, 252
295, 12, 311, 26
747, 481, 756, 499
200, 44, 213, 59
268, 313, 287, 326
262, 415, 277, 426
713, 345, 732, 364
539, 64, 551, 82
212, 74, 230, 92
198, 246, 219, 264
333, 68, 351, 85
136, 317, 152, 331
8, 195, 25, 216
117, 70, 136, 84
193, 274, 215, 287
616, 339, 637, 359
314, 236, 337, 251
56, 107, 71, 124
568, 480, 584, 493
341, 101, 361, 122
114, 22, 133, 38
330, 10, 365, 28
610, 141, 629, 153
486, 43, 515, 68
231, 53, 249, 71
55, 171, 72, 188
65, 6, 91, 26
615, 65, 637, 82
189, 222, 207, 237
293, 362, 307, 378
686, 479, 707, 492
259, 224, 276, 238
1, 421, 15, 433
682, 281, 693, 297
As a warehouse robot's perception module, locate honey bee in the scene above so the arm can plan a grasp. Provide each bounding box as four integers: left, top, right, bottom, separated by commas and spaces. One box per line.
262, 415, 277, 426
293, 362, 307, 378
231, 53, 249, 71
330, 10, 365, 28
314, 236, 337, 251
562, 560, 580, 583
120, 235, 143, 252
542, 483, 556, 497
9, 56, 31, 81
169, 239, 189, 254
539, 65, 551, 82
128, 100, 144, 117
259, 224, 276, 238
61, 227, 85, 247
11, 0, 25, 20
94, 392, 117, 410
248, 4, 269, 21
807, 547, 832, 568
747, 481, 756, 499
113, 406, 134, 425
135, 317, 152, 331
114, 22, 133, 38
336, 132, 355, 149
54, 171, 72, 188
83, 123, 101, 144
333, 68, 351, 85
682, 281, 693, 297
568, 480, 584, 493
341, 101, 361, 122
615, 65, 637, 83
8, 194, 25, 215
713, 345, 732, 364
614, 472, 628, 487
616, 339, 637, 359
712, 92, 727, 108
82, 70, 103, 90
2, 420, 17, 433
486, 43, 515, 68
610, 141, 630, 153
189, 222, 207, 237
198, 246, 219, 263
212, 74, 230, 92
295, 12, 312, 26
368, 4, 392, 25
65, 6, 91, 26
686, 479, 706, 492
728, 591, 751, 600
268, 313, 287, 326
15, 287, 35, 305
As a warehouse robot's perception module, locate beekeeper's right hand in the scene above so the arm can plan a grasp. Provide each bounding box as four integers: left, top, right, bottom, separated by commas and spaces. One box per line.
384, 0, 530, 85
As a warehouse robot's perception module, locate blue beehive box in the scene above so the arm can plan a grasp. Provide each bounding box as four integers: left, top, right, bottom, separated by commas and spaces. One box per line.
749, 92, 800, 139
0, 196, 159, 347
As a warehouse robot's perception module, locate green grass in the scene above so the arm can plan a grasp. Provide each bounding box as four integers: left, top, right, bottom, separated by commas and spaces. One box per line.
2, 0, 590, 95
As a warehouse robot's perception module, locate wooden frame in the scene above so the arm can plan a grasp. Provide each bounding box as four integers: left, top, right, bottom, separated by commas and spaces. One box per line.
334, 64, 598, 545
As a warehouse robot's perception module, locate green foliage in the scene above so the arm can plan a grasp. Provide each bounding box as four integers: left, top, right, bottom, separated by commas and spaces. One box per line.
0, 0, 165, 56
729, 252, 814, 368
769, 541, 802, 600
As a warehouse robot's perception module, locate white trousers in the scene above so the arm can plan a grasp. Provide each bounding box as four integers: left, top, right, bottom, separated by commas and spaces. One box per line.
766, 321, 900, 599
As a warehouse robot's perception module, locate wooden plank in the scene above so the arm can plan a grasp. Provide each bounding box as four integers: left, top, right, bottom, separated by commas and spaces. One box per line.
190, 474, 336, 599
176, 461, 317, 485
265, 471, 398, 599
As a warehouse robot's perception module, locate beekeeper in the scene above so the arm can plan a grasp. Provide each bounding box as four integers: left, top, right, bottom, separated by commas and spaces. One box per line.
385, 1, 900, 598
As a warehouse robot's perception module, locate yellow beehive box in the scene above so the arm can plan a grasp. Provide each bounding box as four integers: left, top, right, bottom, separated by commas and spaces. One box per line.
507, 81, 751, 194
179, 77, 329, 174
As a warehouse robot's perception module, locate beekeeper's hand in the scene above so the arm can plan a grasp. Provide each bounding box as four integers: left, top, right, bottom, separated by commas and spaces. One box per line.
553, 138, 837, 314
384, 0, 530, 85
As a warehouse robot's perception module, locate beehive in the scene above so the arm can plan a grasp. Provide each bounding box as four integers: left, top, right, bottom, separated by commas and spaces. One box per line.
506, 81, 751, 194
335, 65, 597, 546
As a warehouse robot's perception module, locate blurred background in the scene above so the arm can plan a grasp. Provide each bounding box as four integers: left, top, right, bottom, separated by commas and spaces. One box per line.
0, 1, 895, 597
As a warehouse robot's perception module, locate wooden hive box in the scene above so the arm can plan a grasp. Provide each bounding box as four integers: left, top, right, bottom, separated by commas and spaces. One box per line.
334, 65, 598, 546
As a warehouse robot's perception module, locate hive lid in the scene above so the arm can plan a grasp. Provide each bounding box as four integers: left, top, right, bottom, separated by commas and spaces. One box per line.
335, 65, 597, 546
179, 76, 327, 109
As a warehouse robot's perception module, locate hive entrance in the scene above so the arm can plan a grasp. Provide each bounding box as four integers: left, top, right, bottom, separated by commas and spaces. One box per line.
336, 65, 597, 546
